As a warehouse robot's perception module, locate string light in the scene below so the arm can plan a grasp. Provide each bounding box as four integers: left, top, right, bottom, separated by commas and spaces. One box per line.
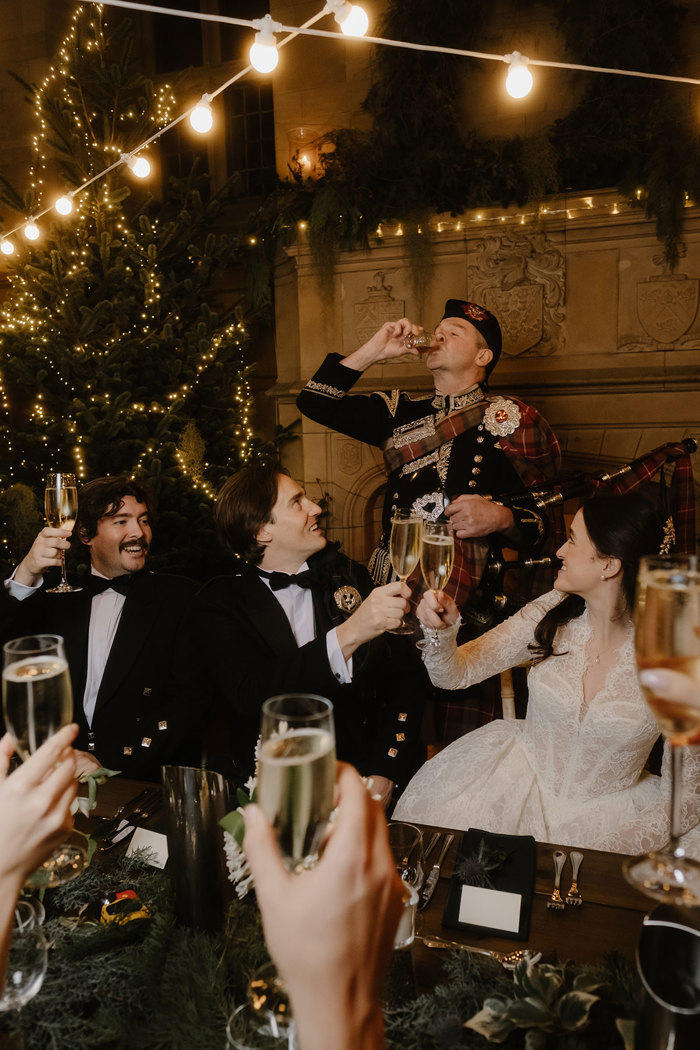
23, 222, 40, 241
54, 194, 74, 215
505, 52, 533, 98
323, 0, 369, 37
0, 241, 15, 255
250, 15, 282, 73
119, 152, 151, 178
189, 94, 213, 133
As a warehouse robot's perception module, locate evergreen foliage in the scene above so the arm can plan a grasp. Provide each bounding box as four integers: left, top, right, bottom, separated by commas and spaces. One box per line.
0, 6, 266, 579
249, 0, 700, 298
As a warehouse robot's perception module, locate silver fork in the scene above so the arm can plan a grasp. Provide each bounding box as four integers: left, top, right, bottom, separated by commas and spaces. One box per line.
421, 936, 541, 970
547, 850, 567, 910
566, 851, 584, 906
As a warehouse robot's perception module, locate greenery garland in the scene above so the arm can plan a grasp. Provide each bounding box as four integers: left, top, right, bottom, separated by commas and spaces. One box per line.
1, 853, 642, 1049
249, 0, 699, 303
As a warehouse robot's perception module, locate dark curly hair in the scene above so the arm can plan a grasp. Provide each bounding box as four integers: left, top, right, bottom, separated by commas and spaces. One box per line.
529, 493, 664, 661
75, 476, 156, 543
215, 462, 286, 564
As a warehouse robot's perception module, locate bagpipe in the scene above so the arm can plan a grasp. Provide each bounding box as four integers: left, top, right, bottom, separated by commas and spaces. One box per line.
461, 437, 697, 628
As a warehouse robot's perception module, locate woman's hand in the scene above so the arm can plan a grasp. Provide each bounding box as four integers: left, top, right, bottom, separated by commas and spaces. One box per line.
243, 762, 404, 1050
416, 588, 459, 629
0, 724, 78, 892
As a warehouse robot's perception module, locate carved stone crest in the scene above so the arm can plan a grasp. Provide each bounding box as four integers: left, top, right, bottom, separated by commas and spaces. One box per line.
354, 270, 405, 344
468, 233, 565, 356
637, 274, 699, 344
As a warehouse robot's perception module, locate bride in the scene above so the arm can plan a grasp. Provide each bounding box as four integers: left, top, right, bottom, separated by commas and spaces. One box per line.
393, 494, 700, 854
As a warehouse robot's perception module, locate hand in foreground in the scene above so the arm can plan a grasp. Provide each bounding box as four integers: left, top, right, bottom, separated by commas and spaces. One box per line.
639, 669, 700, 744
336, 581, 411, 658
343, 318, 422, 371
14, 526, 73, 588
416, 588, 459, 629
244, 762, 404, 1050
445, 494, 514, 539
0, 724, 78, 893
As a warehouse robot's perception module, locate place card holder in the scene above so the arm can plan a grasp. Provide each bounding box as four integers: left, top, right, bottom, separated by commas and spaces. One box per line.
442, 828, 536, 941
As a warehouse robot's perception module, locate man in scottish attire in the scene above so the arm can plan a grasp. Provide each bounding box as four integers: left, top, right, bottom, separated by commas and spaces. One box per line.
297, 299, 562, 743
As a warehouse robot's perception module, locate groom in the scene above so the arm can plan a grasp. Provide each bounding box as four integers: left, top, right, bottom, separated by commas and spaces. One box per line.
192, 463, 426, 807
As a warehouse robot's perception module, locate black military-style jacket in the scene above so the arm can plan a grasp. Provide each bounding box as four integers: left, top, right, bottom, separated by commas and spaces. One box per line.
297, 353, 546, 549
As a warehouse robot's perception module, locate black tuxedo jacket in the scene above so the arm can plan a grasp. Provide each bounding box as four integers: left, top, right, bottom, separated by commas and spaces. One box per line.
191, 544, 426, 786
0, 570, 200, 781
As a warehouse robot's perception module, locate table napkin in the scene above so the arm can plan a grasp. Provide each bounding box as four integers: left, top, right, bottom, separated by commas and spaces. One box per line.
442, 827, 536, 941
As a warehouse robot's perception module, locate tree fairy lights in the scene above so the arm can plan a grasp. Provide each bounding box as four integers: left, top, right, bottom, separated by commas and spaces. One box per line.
0, 5, 258, 577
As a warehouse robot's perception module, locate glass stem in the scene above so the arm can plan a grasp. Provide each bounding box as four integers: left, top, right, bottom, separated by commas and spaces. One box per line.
669, 742, 686, 859
59, 548, 68, 587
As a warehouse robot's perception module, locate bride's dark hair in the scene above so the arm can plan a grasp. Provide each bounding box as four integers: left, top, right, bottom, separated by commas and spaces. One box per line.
529, 493, 664, 661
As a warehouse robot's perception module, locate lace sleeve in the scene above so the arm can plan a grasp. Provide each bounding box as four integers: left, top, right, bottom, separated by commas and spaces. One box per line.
422, 589, 564, 690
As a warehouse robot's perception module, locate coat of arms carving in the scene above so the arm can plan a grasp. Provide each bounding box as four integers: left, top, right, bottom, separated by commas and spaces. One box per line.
354, 271, 405, 344
468, 232, 565, 356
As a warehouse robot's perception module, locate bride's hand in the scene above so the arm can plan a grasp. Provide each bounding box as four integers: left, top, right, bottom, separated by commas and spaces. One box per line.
416, 589, 459, 629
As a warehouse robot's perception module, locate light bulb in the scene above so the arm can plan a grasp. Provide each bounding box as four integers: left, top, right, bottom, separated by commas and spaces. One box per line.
340, 5, 368, 36
190, 96, 213, 134
121, 153, 151, 179
55, 195, 73, 215
24, 222, 40, 241
1, 240, 15, 255
505, 52, 533, 99
250, 40, 279, 73
250, 15, 281, 73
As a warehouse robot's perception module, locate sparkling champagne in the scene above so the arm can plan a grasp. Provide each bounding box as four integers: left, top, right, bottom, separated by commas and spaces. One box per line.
44, 486, 78, 531
2, 656, 73, 759
390, 518, 421, 580
421, 535, 454, 591
258, 728, 336, 871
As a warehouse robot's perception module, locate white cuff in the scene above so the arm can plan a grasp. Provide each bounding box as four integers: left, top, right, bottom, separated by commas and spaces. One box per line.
4, 569, 43, 600
326, 627, 353, 684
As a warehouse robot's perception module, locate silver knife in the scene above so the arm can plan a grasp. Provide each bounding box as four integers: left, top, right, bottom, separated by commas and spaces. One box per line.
418, 833, 454, 911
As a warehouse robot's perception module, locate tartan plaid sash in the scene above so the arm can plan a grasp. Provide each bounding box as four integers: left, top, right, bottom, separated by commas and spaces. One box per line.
381, 395, 563, 609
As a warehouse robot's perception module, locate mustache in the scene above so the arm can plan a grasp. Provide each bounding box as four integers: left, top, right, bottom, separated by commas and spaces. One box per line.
119, 539, 149, 553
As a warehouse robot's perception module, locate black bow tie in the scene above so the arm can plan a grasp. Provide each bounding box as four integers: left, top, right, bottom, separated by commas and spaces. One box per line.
83, 574, 132, 597
258, 568, 317, 592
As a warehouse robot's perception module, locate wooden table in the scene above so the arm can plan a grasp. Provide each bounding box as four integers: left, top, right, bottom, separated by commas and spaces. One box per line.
411, 823, 652, 990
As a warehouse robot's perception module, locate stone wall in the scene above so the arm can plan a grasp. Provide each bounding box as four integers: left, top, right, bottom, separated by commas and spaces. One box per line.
269, 188, 700, 563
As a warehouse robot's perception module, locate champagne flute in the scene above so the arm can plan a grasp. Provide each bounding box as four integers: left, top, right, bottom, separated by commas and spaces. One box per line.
0, 906, 48, 1049
417, 520, 455, 651
44, 472, 81, 593
388, 509, 422, 635
623, 555, 700, 905
257, 694, 336, 874
247, 695, 335, 1049
2, 635, 86, 888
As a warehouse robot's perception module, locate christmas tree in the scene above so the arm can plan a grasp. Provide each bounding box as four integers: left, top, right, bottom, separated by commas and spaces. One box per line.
0, 5, 262, 579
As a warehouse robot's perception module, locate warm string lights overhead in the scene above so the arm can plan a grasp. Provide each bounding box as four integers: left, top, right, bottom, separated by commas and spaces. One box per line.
3, 0, 700, 255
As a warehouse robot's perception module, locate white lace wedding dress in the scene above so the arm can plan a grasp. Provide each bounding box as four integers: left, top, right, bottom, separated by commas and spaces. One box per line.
394, 591, 700, 855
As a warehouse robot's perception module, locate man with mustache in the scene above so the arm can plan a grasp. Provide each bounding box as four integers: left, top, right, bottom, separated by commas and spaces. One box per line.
1, 476, 199, 780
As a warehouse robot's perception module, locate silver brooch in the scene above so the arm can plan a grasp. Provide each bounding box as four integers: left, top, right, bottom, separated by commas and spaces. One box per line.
334, 585, 362, 612
411, 490, 446, 521
483, 398, 521, 437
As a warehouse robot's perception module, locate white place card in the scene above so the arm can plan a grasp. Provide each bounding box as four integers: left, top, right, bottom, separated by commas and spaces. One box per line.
458, 884, 522, 934
126, 827, 169, 869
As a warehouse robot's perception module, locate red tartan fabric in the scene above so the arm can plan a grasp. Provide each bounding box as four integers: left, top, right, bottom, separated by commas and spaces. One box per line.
382, 396, 563, 610
590, 441, 696, 554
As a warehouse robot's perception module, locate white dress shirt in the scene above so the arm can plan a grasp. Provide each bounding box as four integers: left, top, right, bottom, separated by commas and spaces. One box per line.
258, 563, 353, 683
6, 568, 127, 727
